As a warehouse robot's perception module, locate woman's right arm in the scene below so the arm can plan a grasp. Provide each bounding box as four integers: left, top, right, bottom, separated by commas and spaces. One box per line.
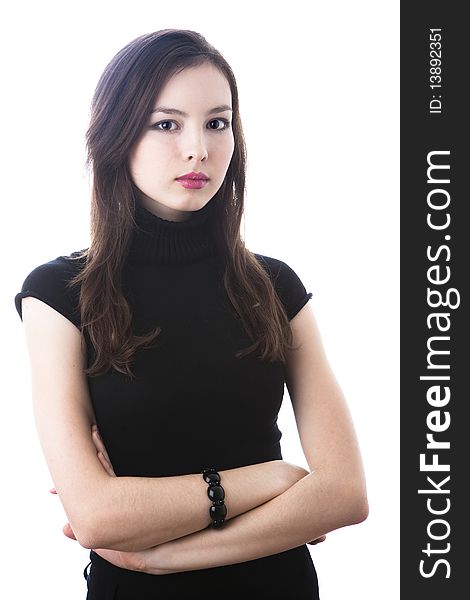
21, 297, 308, 552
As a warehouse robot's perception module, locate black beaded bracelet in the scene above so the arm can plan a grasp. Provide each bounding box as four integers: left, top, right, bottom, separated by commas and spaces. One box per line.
202, 467, 227, 528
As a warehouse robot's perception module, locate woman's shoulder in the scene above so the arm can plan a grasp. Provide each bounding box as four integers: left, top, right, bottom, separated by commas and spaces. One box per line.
253, 252, 309, 288
253, 252, 291, 275
17, 249, 88, 290
14, 249, 88, 328
253, 252, 313, 321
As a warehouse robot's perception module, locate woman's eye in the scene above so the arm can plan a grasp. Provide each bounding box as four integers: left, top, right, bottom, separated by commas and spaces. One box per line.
152, 120, 177, 132
208, 118, 231, 131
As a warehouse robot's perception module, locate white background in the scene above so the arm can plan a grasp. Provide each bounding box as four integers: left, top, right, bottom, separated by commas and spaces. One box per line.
1, 1, 399, 598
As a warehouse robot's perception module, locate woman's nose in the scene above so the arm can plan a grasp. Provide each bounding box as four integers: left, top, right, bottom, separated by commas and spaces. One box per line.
182, 129, 208, 161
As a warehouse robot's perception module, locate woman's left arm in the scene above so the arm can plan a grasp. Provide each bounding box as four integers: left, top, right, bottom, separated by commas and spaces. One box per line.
95, 301, 369, 574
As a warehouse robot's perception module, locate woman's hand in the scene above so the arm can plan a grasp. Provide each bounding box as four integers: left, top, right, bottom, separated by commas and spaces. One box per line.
50, 424, 116, 541
90, 424, 117, 478
92, 534, 326, 573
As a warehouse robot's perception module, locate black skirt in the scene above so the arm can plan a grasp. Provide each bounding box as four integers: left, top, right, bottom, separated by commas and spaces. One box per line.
83, 545, 320, 599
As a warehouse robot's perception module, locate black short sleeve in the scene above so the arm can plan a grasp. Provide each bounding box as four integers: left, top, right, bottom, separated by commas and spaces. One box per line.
254, 254, 313, 321
14, 252, 85, 329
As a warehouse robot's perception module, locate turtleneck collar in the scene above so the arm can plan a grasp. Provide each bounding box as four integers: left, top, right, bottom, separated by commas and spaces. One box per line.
127, 199, 216, 266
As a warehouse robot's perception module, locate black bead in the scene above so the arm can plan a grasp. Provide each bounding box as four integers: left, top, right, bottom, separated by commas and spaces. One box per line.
211, 519, 225, 528
210, 503, 227, 520
203, 471, 220, 485
207, 484, 225, 502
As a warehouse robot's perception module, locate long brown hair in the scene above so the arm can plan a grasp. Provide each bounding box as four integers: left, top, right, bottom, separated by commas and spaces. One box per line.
69, 29, 295, 378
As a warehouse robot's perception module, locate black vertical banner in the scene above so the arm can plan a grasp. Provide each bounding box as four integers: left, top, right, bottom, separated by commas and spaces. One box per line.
401, 3, 468, 598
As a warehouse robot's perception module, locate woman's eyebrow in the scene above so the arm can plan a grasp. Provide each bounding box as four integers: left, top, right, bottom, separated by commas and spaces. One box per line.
151, 104, 233, 116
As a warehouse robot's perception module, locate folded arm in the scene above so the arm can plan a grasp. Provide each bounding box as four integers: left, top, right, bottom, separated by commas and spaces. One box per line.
123, 464, 366, 574
21, 297, 306, 552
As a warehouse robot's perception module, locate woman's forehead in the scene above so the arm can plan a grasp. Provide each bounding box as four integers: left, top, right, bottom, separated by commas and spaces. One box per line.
154, 64, 232, 107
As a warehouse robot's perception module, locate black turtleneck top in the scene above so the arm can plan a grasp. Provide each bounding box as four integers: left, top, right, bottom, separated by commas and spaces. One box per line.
14, 200, 318, 599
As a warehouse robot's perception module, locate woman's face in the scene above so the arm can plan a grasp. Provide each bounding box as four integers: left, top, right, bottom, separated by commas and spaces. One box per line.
129, 63, 235, 221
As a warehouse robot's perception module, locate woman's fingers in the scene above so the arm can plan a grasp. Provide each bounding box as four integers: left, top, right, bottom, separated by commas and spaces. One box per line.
91, 425, 109, 459
308, 535, 327, 545
97, 451, 116, 477
91, 426, 108, 456
92, 425, 117, 477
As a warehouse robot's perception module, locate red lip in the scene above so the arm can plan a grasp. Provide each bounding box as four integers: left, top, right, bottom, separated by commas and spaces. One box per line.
176, 171, 209, 180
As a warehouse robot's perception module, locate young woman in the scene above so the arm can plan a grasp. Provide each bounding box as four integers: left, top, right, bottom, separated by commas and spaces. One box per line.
15, 29, 368, 599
